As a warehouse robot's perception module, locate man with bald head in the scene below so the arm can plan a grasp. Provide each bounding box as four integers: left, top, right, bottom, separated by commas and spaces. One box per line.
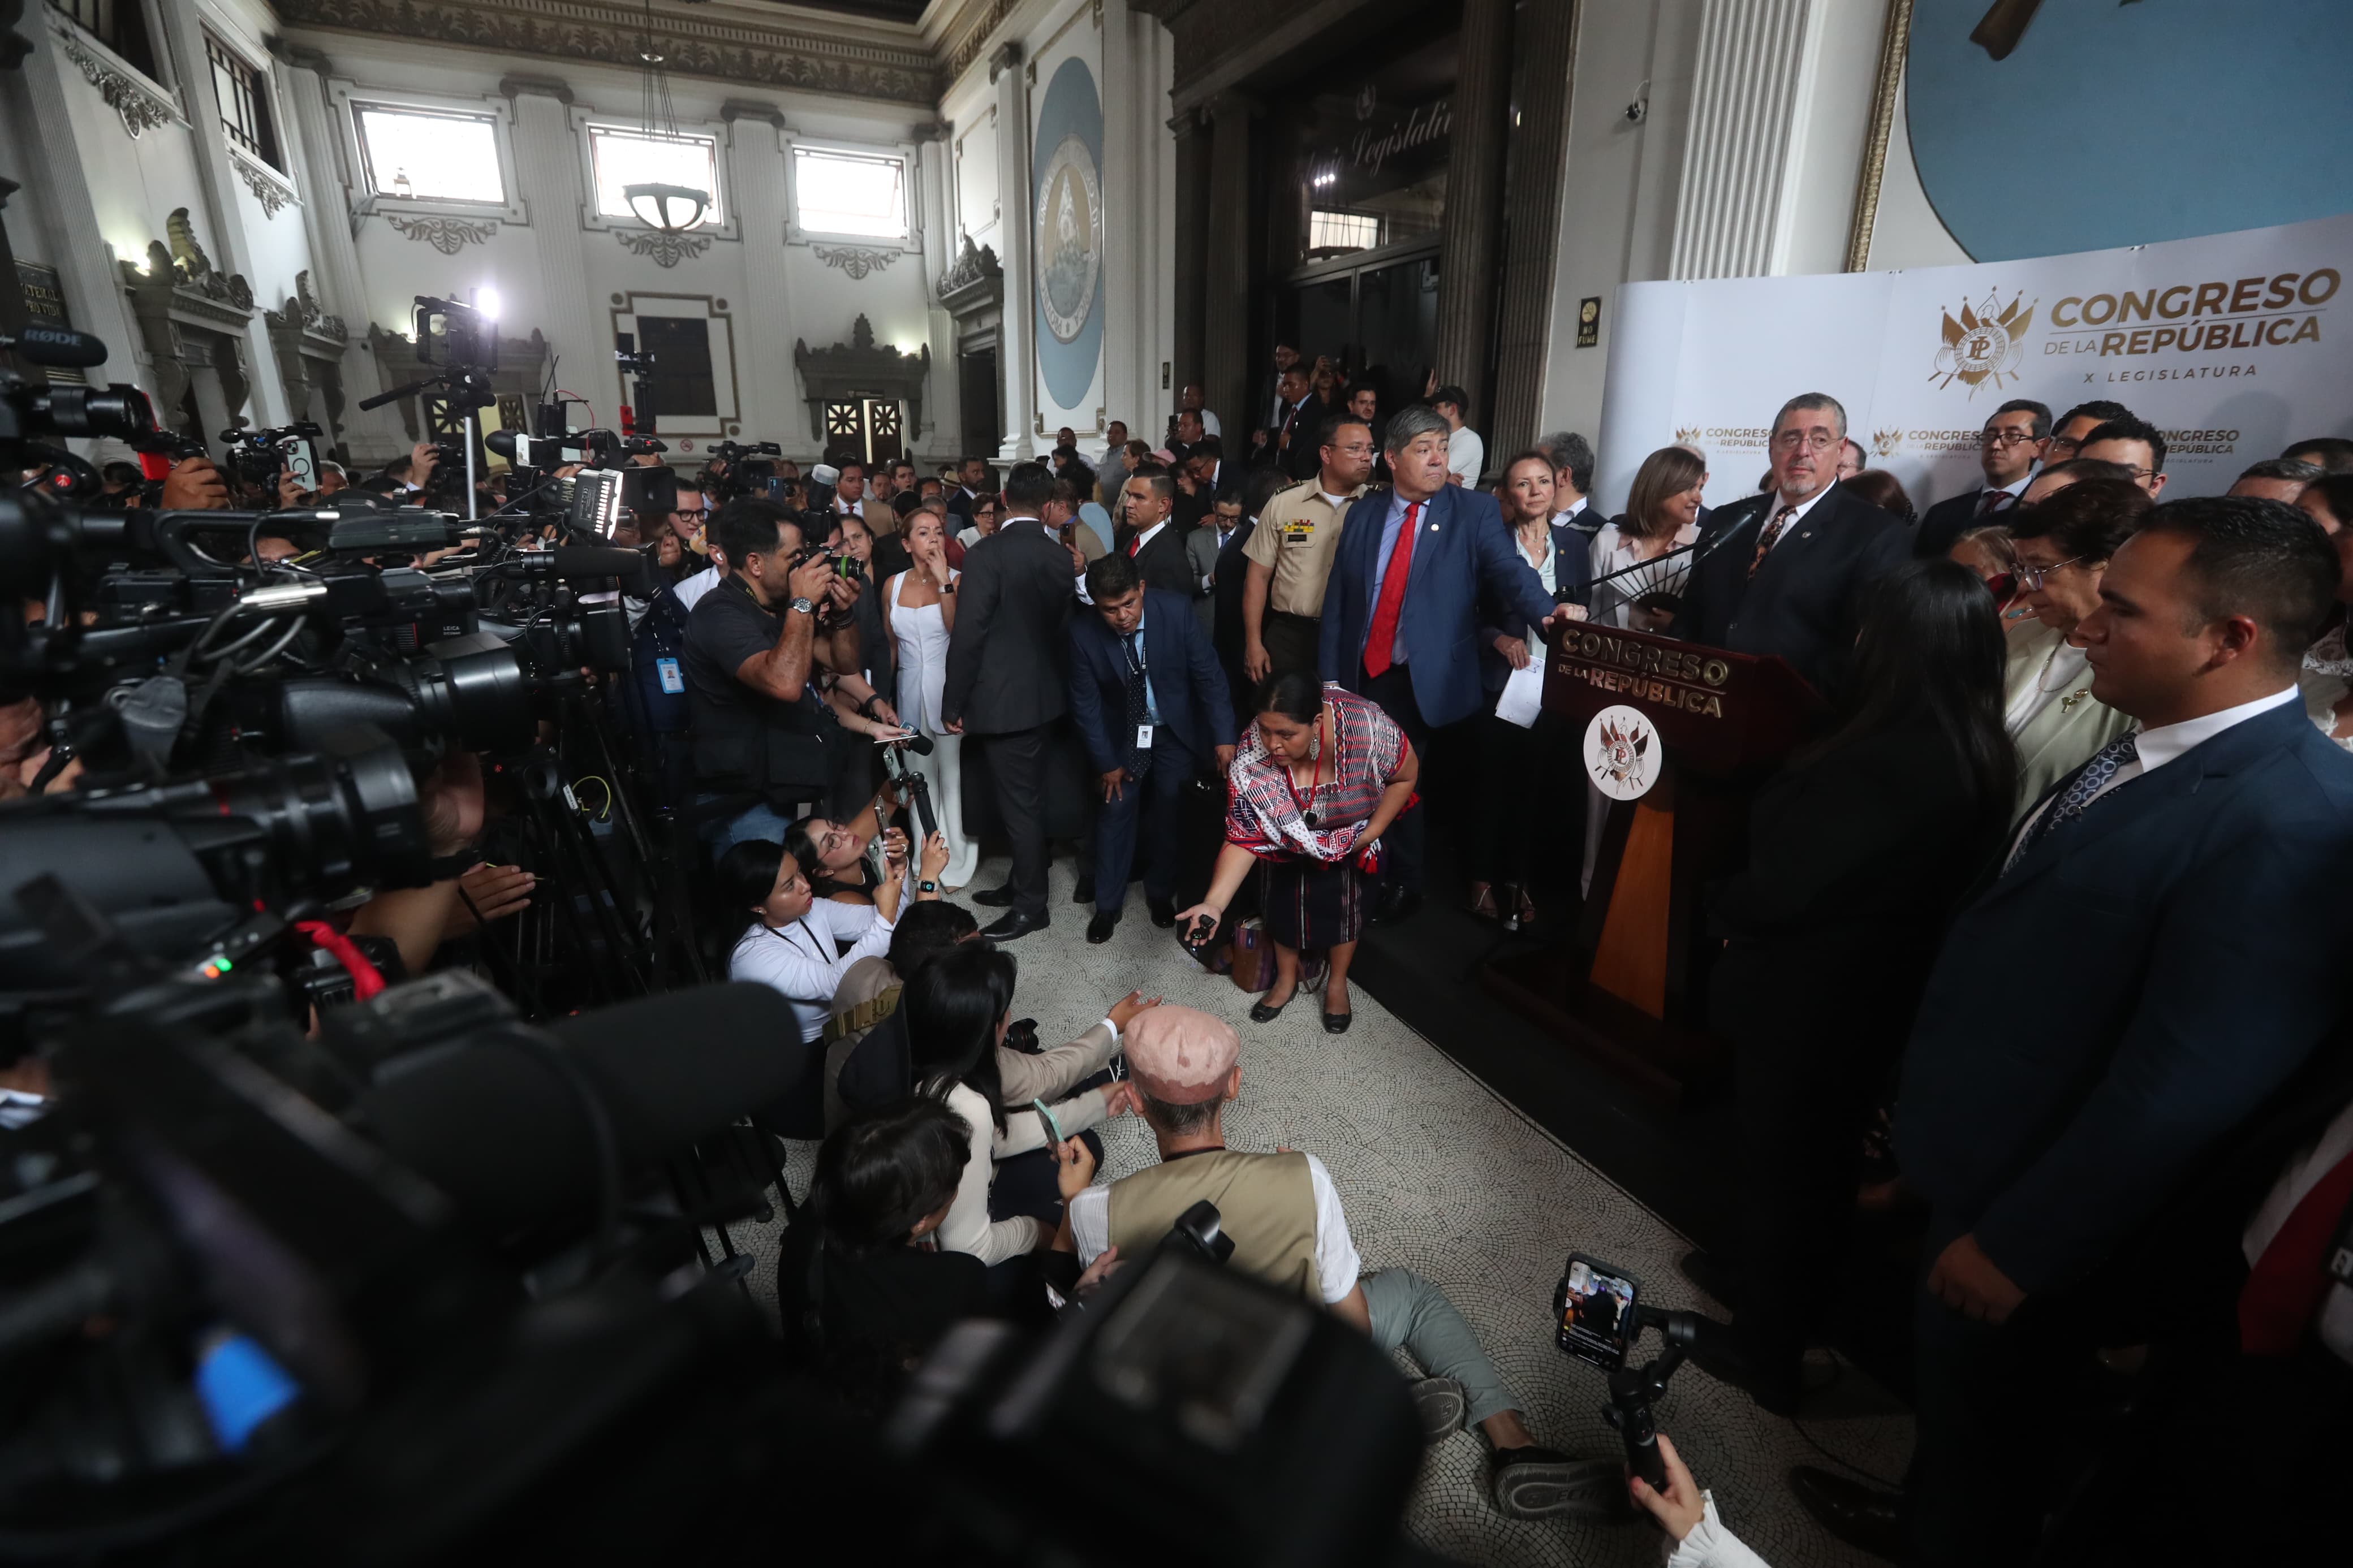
1054, 1005, 1619, 1522
1669, 391, 1907, 698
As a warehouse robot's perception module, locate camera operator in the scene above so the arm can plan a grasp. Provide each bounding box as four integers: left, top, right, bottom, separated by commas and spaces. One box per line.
158, 452, 230, 509
1055, 1004, 1619, 1521
682, 496, 898, 849
344, 750, 494, 980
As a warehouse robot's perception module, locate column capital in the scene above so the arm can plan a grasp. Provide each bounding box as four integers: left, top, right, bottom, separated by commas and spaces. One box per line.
720, 98, 787, 128
265, 40, 334, 77
498, 74, 574, 105
988, 42, 1023, 84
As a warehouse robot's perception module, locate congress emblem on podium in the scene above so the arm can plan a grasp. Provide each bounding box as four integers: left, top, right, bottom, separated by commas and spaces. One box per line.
1585, 705, 1658, 801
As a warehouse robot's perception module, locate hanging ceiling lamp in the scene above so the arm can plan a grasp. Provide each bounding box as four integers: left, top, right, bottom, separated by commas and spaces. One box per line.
623, 1, 708, 235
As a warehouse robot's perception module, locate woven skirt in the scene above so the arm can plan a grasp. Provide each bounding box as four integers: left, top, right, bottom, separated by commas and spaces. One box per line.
1259, 854, 1372, 951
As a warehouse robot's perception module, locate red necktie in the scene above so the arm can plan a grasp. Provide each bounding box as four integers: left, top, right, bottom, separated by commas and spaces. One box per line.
1128, 531, 1142, 558
1362, 502, 1420, 679
2238, 1144, 2353, 1354
1978, 488, 2016, 517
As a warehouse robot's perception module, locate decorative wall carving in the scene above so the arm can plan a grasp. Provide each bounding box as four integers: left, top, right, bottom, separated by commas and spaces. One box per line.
383, 214, 498, 254
935, 235, 1002, 313
794, 314, 930, 444
951, 3, 1021, 83
262, 271, 348, 344
271, 0, 938, 106
813, 245, 896, 280
231, 153, 294, 219
49, 12, 178, 140
117, 213, 259, 433
617, 229, 712, 269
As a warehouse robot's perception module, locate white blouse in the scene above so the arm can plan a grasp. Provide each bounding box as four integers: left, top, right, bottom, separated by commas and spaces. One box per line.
729, 895, 897, 1043
1586, 520, 1701, 629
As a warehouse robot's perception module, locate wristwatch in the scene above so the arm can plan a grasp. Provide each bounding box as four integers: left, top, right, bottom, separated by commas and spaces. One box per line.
917, 879, 938, 895
940, 581, 955, 595
788, 595, 815, 616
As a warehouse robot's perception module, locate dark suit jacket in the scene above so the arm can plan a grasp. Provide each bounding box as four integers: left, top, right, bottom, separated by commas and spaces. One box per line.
1268, 396, 1329, 481
1895, 698, 2353, 1297
1209, 517, 1257, 670
1115, 521, 1199, 600
1066, 589, 1234, 774
1667, 482, 1906, 701
941, 519, 1074, 735
1914, 486, 2015, 560
1475, 517, 1598, 692
1319, 485, 1557, 729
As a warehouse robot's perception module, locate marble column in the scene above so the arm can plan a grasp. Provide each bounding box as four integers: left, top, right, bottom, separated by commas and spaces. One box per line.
1199, 91, 1251, 444
1669, 0, 1816, 279
502, 79, 603, 416
272, 45, 404, 457
1430, 0, 1513, 437
723, 102, 798, 451
1094, 0, 1141, 447
1487, 0, 1579, 460
153, 1, 291, 423
8, 22, 146, 386
990, 42, 1033, 461
1167, 107, 1209, 423
916, 129, 959, 457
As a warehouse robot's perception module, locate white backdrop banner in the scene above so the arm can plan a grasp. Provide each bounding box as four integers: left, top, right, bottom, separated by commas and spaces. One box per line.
1594, 213, 2353, 515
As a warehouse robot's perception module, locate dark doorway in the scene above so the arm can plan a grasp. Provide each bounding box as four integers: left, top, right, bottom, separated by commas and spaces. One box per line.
959, 347, 998, 460
1278, 245, 1441, 416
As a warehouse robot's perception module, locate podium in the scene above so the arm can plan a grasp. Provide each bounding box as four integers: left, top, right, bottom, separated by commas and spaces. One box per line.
1482, 623, 1822, 1101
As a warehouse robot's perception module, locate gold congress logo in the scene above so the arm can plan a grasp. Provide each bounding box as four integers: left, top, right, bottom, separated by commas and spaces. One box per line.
1674, 426, 1703, 445
1871, 428, 1903, 457
1933, 290, 2036, 395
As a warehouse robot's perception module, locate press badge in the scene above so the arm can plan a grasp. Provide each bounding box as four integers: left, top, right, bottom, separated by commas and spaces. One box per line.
1135, 723, 1154, 749
656, 657, 684, 694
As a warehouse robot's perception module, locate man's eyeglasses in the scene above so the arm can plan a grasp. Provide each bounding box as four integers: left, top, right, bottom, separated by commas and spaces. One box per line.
2047, 437, 2081, 458
2014, 554, 2087, 590
1980, 429, 2042, 447
1770, 430, 1839, 452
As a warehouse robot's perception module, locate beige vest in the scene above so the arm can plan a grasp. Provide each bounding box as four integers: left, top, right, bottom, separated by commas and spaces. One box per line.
1105, 1150, 1321, 1302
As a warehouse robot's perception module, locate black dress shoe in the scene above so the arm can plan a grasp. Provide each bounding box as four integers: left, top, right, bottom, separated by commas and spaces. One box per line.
1789, 1466, 1903, 1562
980, 910, 1048, 940
1086, 910, 1120, 944
1147, 895, 1177, 928
1369, 885, 1422, 926
1072, 874, 1095, 905
971, 884, 1016, 908
1678, 1249, 1742, 1310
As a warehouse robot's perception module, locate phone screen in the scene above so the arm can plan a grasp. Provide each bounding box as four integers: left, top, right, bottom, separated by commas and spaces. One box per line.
1555, 1254, 1639, 1371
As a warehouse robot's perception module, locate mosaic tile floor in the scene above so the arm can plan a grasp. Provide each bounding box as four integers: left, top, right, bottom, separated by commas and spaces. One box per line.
717, 858, 1914, 1567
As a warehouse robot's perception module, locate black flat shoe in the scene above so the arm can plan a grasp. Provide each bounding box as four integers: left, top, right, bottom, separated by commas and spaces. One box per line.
1789, 1466, 1904, 1562
971, 884, 1016, 908
1249, 991, 1294, 1023
1322, 1009, 1352, 1034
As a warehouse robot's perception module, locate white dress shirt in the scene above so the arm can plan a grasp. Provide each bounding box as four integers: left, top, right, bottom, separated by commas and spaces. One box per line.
729, 896, 898, 1043
1755, 482, 1833, 557
1553, 496, 1589, 528
2008, 685, 2302, 854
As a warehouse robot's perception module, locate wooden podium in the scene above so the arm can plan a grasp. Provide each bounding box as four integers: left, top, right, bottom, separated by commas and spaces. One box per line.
1482, 623, 1821, 1101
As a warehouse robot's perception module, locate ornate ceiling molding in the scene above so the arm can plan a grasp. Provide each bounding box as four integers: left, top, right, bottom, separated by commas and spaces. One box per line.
274, 0, 939, 107
49, 11, 180, 140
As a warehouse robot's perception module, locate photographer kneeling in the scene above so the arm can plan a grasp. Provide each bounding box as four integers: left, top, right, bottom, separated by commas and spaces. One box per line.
1057, 1005, 1618, 1521
683, 496, 897, 850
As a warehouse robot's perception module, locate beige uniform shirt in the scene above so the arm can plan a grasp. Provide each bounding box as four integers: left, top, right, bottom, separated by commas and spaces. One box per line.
1243, 480, 1368, 618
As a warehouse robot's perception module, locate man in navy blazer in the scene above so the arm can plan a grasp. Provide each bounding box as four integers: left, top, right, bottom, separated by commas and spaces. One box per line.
1669, 392, 1906, 701
1320, 404, 1571, 921
1068, 551, 1236, 943
1876, 496, 2353, 1565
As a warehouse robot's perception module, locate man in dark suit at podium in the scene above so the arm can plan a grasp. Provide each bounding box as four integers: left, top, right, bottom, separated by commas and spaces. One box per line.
1321, 404, 1574, 922
1841, 497, 2353, 1566
1669, 392, 1906, 701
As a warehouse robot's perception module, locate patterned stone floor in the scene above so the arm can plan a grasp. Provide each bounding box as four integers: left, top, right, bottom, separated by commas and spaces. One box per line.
717, 858, 1913, 1567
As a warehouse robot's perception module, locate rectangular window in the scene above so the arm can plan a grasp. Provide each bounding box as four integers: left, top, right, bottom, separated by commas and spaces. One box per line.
589, 127, 722, 227
792, 147, 906, 241
634, 316, 718, 418
1308, 209, 1384, 254
354, 106, 505, 205
58, 0, 158, 80
206, 33, 279, 170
